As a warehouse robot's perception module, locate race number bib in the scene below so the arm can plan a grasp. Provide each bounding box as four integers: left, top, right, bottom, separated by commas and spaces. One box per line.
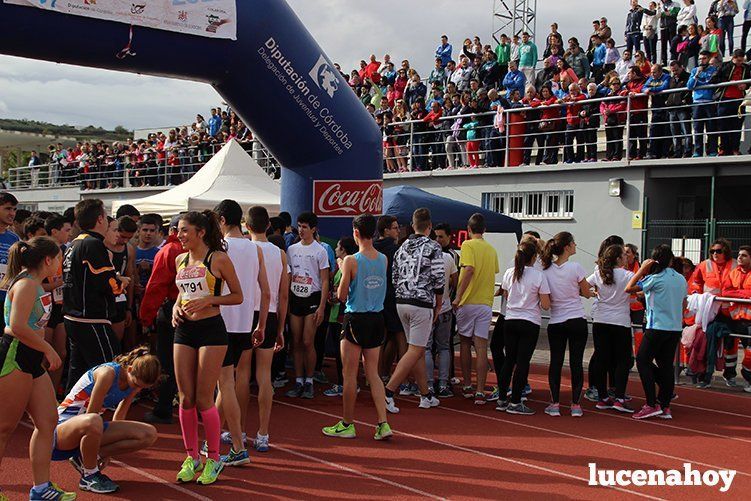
291, 275, 313, 298
176, 266, 211, 301
35, 293, 53, 330
115, 293, 127, 303
53, 285, 64, 304
0, 263, 7, 291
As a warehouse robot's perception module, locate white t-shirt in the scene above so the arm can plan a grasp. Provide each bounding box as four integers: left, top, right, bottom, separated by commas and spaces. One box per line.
439, 252, 458, 314
542, 260, 587, 324
287, 240, 329, 298
501, 266, 550, 325
500, 257, 543, 316
254, 240, 283, 314
587, 267, 635, 328
221, 237, 259, 333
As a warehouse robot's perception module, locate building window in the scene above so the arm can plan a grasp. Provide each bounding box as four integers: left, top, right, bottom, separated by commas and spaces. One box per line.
482, 190, 574, 219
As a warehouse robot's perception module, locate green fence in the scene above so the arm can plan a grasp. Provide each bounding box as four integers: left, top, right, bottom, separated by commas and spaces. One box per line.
647, 219, 751, 262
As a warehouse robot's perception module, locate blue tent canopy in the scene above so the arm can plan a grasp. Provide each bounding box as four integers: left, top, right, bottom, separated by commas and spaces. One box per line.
383, 185, 522, 240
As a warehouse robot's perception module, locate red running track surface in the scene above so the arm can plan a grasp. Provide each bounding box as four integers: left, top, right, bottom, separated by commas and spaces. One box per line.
1, 363, 750, 500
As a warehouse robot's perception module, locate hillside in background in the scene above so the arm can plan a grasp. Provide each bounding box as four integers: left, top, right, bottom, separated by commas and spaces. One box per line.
0, 118, 131, 142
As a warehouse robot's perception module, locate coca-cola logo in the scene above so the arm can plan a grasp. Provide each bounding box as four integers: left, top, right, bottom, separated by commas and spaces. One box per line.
314, 180, 383, 217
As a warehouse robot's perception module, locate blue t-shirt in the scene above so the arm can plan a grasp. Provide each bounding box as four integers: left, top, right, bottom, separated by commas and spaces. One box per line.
638, 268, 687, 332
135, 246, 159, 288
0, 230, 20, 305
320, 241, 336, 274
345, 252, 387, 314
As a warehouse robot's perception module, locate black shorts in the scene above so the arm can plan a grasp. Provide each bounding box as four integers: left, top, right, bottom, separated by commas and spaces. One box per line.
174, 315, 228, 350
223, 332, 252, 367
252, 311, 279, 350
111, 301, 128, 324
383, 300, 403, 334
0, 334, 45, 379
48, 303, 64, 329
341, 312, 386, 350
289, 292, 322, 317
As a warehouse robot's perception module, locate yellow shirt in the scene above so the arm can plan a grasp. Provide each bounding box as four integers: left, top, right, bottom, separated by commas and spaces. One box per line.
458, 238, 499, 307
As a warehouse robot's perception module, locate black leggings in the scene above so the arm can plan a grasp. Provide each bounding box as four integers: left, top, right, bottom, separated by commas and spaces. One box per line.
547, 318, 588, 404
636, 329, 680, 408
499, 319, 540, 404
490, 315, 505, 377
591, 323, 633, 400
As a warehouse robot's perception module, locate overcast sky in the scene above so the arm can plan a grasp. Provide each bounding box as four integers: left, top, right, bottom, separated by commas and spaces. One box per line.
0, 0, 718, 130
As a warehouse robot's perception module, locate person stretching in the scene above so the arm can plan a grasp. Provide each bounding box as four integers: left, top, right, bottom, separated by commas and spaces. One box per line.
323, 214, 392, 440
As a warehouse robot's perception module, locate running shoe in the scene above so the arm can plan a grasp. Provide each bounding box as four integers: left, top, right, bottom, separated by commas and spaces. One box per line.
302, 382, 315, 399
544, 403, 561, 417
570, 404, 583, 417
196, 458, 224, 485
436, 386, 454, 398
272, 374, 289, 388
695, 380, 711, 389
744, 384, 751, 393
488, 386, 500, 402
450, 377, 462, 386
220, 448, 250, 466
506, 403, 535, 415
473, 392, 486, 405
523, 384, 532, 396
199, 440, 208, 457
583, 387, 599, 402
633, 404, 662, 420
313, 370, 329, 384
220, 431, 247, 445
322, 421, 356, 438
323, 384, 343, 397
79, 472, 119, 494
495, 399, 509, 412
374, 422, 393, 441
29, 483, 77, 501
658, 407, 673, 420
385, 396, 400, 414
176, 457, 203, 483
285, 382, 304, 398
595, 398, 614, 410
461, 385, 475, 398
612, 399, 635, 413
0, 488, 7, 501
399, 383, 419, 396
723, 377, 739, 387
253, 434, 270, 452
606, 389, 633, 402
419, 394, 440, 408
68, 456, 84, 476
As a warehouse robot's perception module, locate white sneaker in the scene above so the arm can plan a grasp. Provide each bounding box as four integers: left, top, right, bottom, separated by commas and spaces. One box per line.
385, 396, 400, 414
744, 384, 751, 393
419, 395, 440, 409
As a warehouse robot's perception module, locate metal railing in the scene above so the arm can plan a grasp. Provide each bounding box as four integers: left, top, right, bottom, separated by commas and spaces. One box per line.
7, 138, 281, 190
382, 77, 751, 173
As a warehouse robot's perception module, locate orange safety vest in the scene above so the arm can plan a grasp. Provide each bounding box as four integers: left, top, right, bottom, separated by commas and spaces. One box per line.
722, 267, 751, 321
689, 259, 736, 295
628, 260, 645, 312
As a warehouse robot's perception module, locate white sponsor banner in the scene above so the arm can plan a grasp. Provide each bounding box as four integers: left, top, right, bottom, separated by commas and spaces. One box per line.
4, 0, 237, 40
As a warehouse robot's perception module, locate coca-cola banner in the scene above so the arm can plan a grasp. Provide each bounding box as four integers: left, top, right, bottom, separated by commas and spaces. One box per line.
314, 180, 383, 217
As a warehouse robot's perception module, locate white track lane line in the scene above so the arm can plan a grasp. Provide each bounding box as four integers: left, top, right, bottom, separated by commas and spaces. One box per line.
272, 399, 666, 500
523, 374, 751, 420
271, 443, 446, 500
392, 395, 751, 478
19, 421, 210, 501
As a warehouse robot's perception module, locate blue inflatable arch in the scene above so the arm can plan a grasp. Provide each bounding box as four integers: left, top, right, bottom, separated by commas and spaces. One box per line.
0, 0, 382, 238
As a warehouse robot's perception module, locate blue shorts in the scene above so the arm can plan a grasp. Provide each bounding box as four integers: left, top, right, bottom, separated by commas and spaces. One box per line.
51, 420, 109, 461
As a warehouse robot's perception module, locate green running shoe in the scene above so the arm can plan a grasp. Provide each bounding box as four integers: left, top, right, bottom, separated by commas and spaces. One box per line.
322, 420, 356, 438
196, 458, 224, 485
176, 456, 202, 483
374, 422, 393, 441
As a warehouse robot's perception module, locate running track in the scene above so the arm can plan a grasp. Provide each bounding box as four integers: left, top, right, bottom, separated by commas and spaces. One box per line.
2, 363, 750, 500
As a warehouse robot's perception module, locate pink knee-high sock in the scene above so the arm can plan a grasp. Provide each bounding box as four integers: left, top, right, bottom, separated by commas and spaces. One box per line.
178, 406, 199, 460
200, 406, 221, 461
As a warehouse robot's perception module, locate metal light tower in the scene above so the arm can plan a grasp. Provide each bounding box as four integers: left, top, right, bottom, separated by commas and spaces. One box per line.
492, 0, 537, 42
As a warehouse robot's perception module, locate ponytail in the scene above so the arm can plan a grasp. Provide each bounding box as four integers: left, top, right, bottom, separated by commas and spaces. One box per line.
0, 236, 60, 290
540, 231, 574, 269
180, 210, 226, 253
649, 244, 674, 275
597, 244, 623, 286
513, 240, 538, 282
114, 345, 161, 386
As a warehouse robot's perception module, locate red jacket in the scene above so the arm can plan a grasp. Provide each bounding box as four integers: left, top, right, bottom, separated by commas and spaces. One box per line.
600, 98, 627, 124
689, 258, 735, 296
564, 93, 585, 127
139, 234, 182, 327
722, 266, 751, 321
540, 97, 562, 121
621, 79, 647, 111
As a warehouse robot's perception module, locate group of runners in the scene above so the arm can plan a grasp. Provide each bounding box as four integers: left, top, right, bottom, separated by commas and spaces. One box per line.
0, 190, 749, 500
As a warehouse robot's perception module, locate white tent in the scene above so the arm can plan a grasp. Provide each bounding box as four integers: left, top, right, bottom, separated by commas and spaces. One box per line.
111, 140, 280, 218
